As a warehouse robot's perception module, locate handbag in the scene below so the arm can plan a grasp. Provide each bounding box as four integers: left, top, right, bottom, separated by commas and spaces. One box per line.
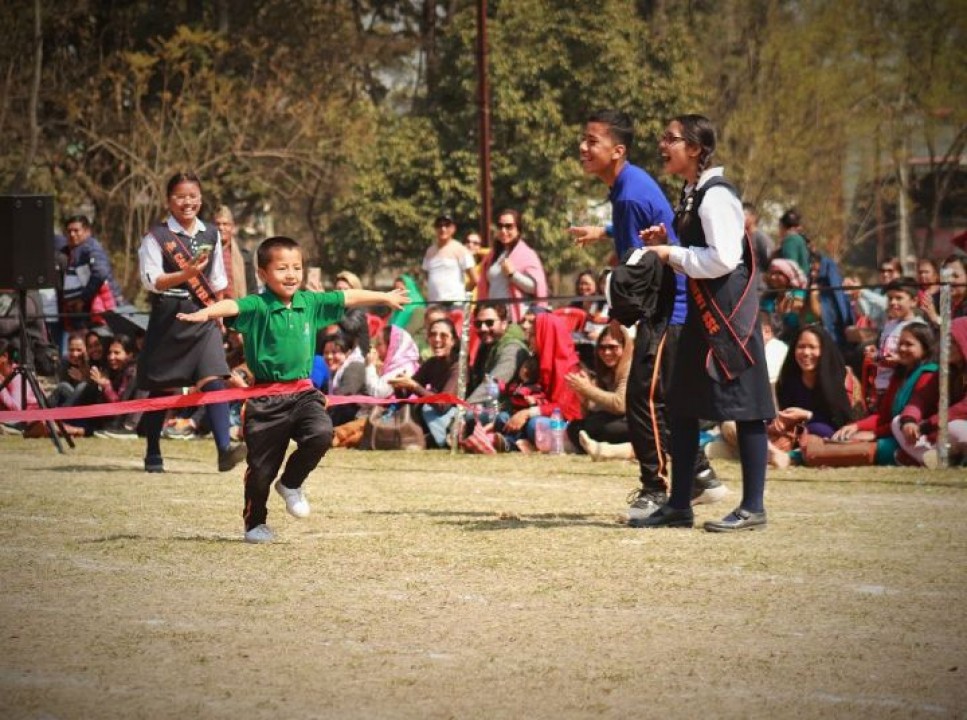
360, 404, 426, 451
800, 434, 876, 467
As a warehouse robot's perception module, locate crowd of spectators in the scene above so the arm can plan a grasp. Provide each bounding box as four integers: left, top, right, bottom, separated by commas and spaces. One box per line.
1, 205, 965, 469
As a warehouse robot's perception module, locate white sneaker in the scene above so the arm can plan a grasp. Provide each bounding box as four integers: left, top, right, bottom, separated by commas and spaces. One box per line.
274, 480, 310, 518
244, 524, 274, 544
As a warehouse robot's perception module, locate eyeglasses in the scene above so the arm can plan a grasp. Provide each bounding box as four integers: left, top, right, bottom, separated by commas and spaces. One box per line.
474, 319, 497, 329
496, 223, 516, 230
598, 344, 621, 352
659, 134, 687, 145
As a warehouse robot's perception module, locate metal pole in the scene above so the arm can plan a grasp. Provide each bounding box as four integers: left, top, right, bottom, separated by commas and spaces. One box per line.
450, 292, 474, 455
476, 0, 492, 249
937, 273, 952, 469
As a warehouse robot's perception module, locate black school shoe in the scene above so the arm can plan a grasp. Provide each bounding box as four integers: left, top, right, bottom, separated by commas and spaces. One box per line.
628, 504, 694, 529
218, 441, 247, 472
144, 454, 165, 473
703, 507, 767, 532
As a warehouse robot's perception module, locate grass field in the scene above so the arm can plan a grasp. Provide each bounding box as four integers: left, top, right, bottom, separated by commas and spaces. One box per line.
0, 436, 965, 719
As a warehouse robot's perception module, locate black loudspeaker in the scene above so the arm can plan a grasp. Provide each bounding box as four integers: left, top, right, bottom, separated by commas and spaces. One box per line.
0, 195, 56, 290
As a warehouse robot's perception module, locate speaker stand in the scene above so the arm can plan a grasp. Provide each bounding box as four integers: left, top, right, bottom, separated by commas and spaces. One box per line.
0, 290, 75, 453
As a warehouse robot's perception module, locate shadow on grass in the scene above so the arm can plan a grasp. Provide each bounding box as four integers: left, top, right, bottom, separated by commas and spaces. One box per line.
365, 508, 621, 531
80, 532, 245, 544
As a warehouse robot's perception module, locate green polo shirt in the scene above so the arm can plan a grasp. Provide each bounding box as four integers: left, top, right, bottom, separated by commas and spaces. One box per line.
231, 289, 345, 382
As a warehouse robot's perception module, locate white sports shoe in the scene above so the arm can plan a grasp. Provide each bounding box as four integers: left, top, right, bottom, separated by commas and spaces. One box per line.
244, 524, 274, 544
274, 480, 310, 518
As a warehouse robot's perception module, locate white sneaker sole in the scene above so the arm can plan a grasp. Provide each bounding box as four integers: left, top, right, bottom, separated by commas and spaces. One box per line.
691, 484, 730, 506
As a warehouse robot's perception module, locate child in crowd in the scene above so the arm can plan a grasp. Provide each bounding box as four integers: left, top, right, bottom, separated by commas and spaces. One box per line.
892, 317, 967, 467
832, 322, 937, 465
871, 277, 921, 400
177, 235, 408, 544
505, 355, 547, 413
50, 332, 97, 409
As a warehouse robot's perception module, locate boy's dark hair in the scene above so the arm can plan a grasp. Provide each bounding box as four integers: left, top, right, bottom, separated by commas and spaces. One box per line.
672, 114, 717, 176
165, 172, 202, 197
779, 208, 802, 229
587, 109, 634, 150
64, 214, 91, 228
257, 236, 301, 269
474, 301, 508, 321
884, 276, 918, 298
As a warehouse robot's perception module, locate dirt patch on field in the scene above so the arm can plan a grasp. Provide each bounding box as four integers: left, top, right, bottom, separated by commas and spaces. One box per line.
0, 437, 964, 719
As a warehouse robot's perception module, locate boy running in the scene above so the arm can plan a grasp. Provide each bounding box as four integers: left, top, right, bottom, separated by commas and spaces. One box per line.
178, 236, 408, 543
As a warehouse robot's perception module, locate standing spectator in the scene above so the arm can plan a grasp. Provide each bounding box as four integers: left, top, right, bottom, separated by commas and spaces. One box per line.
637, 113, 774, 532
571, 109, 723, 516
743, 201, 773, 290
422, 212, 477, 303
777, 209, 810, 275
135, 172, 245, 474
806, 250, 854, 348
213, 206, 253, 299
60, 215, 129, 332
476, 209, 548, 324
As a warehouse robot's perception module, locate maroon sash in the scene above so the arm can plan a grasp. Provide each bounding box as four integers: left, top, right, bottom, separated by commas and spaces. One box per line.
151, 225, 218, 307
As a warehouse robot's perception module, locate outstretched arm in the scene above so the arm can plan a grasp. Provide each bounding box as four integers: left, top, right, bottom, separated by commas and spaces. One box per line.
177, 299, 240, 323
342, 288, 409, 311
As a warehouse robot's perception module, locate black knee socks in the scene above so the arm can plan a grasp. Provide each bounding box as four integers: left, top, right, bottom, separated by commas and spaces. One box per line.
200, 379, 232, 452
736, 419, 767, 513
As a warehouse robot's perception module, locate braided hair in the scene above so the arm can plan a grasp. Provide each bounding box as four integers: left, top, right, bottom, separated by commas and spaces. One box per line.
672, 114, 718, 235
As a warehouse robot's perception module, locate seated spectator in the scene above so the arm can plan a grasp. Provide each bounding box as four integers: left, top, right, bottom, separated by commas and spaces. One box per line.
916, 258, 941, 315
90, 334, 140, 437
708, 324, 858, 468
922, 254, 967, 326
388, 317, 462, 448
496, 312, 582, 451
892, 316, 967, 467
831, 322, 937, 465
333, 271, 371, 354
49, 332, 98, 409
464, 302, 530, 406
417, 304, 450, 360
85, 330, 108, 370
870, 277, 921, 401
761, 258, 808, 342
760, 311, 789, 387
476, 209, 548, 323
806, 250, 853, 349
565, 323, 632, 460
364, 325, 420, 399
323, 331, 366, 427
0, 338, 39, 434
0, 290, 59, 377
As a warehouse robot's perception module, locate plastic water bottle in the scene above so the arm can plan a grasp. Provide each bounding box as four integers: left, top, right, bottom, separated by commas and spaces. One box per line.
549, 407, 565, 455
484, 374, 500, 425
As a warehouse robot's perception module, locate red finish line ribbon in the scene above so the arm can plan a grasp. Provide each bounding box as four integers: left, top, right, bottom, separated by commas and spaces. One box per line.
0, 380, 467, 425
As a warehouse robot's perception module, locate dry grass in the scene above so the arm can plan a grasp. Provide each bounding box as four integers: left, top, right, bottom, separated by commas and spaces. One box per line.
0, 435, 965, 719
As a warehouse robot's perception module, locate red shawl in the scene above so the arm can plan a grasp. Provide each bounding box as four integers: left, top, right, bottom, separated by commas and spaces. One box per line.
533, 313, 583, 421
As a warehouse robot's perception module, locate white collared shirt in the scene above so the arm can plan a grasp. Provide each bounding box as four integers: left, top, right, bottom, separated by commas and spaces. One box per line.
666, 167, 745, 279
138, 216, 228, 294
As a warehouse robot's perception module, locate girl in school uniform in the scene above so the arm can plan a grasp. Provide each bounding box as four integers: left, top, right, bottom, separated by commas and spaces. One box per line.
636, 114, 775, 532
136, 172, 245, 474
